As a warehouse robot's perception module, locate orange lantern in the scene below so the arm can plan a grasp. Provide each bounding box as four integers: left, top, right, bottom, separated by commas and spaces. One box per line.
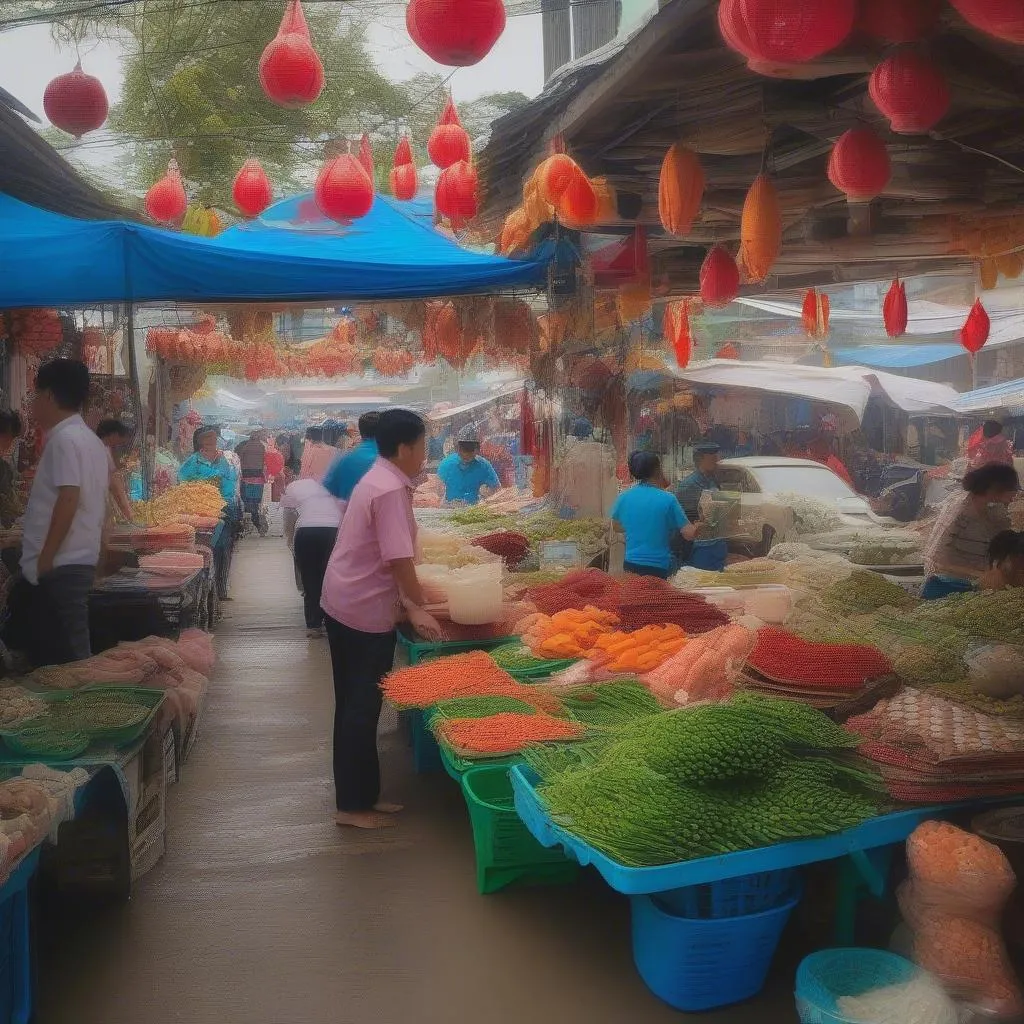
498, 208, 531, 255
658, 144, 704, 236
700, 245, 740, 308
960, 299, 990, 355
980, 258, 999, 291
802, 288, 830, 339
259, 0, 324, 108
664, 300, 693, 368
428, 97, 471, 168
739, 173, 782, 283
145, 160, 188, 225
590, 177, 617, 222
523, 176, 552, 230
883, 278, 908, 337
557, 170, 598, 227
314, 153, 374, 222
537, 153, 582, 207
827, 128, 891, 201
435, 159, 478, 229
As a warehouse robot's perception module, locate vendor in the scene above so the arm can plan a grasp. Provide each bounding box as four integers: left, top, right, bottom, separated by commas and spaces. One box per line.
675, 442, 729, 571
921, 463, 1019, 600
612, 451, 697, 580
979, 531, 1024, 591
435, 426, 500, 505
96, 419, 135, 523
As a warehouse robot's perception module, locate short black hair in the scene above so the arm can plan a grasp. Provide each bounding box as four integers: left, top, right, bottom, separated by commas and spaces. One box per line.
193, 426, 216, 452
458, 440, 480, 452
376, 408, 425, 458
983, 420, 1004, 439
358, 411, 381, 440
0, 411, 22, 438
963, 463, 1019, 496
35, 358, 89, 411
628, 450, 661, 482
305, 426, 323, 443
989, 530, 1024, 566
97, 418, 130, 441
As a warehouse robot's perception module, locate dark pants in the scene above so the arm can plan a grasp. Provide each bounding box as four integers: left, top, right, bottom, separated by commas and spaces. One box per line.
623, 561, 670, 580
31, 564, 95, 665
324, 616, 396, 813
921, 575, 975, 600
293, 526, 337, 629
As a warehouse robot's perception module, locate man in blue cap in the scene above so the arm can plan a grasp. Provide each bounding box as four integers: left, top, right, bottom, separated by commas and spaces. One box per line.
674, 442, 728, 571
435, 424, 500, 505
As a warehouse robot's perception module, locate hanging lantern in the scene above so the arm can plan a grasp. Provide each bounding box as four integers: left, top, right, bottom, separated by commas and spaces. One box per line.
435, 159, 478, 229
145, 160, 188, 225
997, 251, 1024, 280
498, 208, 531, 255
427, 97, 471, 168
658, 144, 704, 236
259, 0, 324, 108
802, 288, 830, 339
718, 0, 856, 74
827, 128, 891, 201
980, 257, 999, 290
590, 177, 618, 222
556, 169, 599, 227
699, 245, 740, 308
390, 163, 417, 202
858, 0, 941, 43
664, 300, 693, 368
961, 299, 990, 355
739, 174, 782, 283
314, 153, 374, 222
522, 175, 551, 230
537, 153, 582, 206
358, 133, 374, 181
232, 158, 273, 218
948, 0, 1024, 44
42, 61, 108, 137
883, 278, 908, 338
869, 49, 950, 134
406, 0, 506, 66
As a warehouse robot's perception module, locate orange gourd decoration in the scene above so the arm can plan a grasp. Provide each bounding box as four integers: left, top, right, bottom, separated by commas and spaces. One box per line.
389, 136, 417, 200
883, 278, 908, 337
557, 170, 599, 227
700, 245, 740, 308
802, 288, 830, 339
590, 177, 617, 222
314, 152, 374, 222
739, 173, 782, 283
498, 207, 531, 254
961, 299, 990, 355
538, 153, 582, 207
523, 175, 551, 229
428, 97, 471, 168
658, 144, 704, 236
435, 159, 479, 230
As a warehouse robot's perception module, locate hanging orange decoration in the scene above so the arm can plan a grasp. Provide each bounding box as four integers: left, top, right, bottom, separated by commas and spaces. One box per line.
358, 133, 374, 180
498, 208, 532, 255
537, 153, 582, 207
259, 0, 324, 108
801, 288, 830, 339
658, 144, 704, 236
522, 176, 552, 230
883, 278, 908, 337
960, 299, 990, 355
827, 128, 891, 202
716, 343, 740, 359
616, 281, 651, 325
590, 177, 617, 222
389, 137, 417, 200
232, 158, 273, 218
314, 153, 374, 222
663, 300, 693, 368
997, 251, 1023, 280
739, 173, 782, 283
428, 97, 471, 168
145, 160, 188, 225
435, 159, 479, 230
557, 170, 598, 227
699, 245, 740, 308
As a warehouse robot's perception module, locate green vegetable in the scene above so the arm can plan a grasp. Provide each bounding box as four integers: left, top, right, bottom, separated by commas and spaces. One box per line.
559, 682, 662, 728
821, 570, 915, 614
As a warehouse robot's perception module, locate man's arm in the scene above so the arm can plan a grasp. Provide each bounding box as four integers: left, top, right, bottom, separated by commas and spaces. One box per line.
38, 486, 79, 576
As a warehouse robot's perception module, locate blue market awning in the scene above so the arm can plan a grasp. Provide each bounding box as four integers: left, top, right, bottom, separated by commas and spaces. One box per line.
830, 344, 964, 369
953, 377, 1024, 415
0, 191, 553, 306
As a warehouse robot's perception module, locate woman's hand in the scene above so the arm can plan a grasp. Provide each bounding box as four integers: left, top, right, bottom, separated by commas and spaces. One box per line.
408, 607, 443, 641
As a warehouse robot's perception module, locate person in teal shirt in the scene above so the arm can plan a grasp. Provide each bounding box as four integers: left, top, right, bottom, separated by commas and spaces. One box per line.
612, 451, 698, 579
178, 427, 238, 502
323, 411, 380, 503
675, 442, 729, 571
435, 427, 500, 505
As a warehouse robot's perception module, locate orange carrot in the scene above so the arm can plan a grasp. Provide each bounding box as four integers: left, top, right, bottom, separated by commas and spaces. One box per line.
436, 712, 585, 755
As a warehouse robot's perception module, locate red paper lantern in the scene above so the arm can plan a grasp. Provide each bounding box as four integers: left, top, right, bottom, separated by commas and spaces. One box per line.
802, 288, 830, 338
42, 61, 108, 137
390, 137, 418, 201
406, 0, 506, 66
664, 300, 693, 368
556, 168, 598, 227
427, 97, 471, 168
145, 161, 188, 225
259, 0, 324, 109
314, 153, 374, 222
883, 278, 909, 338
358, 133, 374, 180
232, 158, 273, 218
948, 0, 1024, 44
859, 0, 940, 43
700, 245, 740, 308
394, 136, 413, 167
435, 160, 479, 229
869, 49, 950, 134
961, 299, 990, 355
827, 128, 891, 201
718, 0, 856, 73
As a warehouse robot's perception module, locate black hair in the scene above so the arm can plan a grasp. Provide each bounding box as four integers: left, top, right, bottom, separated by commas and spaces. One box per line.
376, 408, 425, 458
983, 420, 1004, 439
963, 463, 1020, 496
0, 411, 22, 438
193, 426, 216, 452
305, 426, 323, 443
96, 418, 130, 441
458, 440, 480, 451
359, 411, 381, 440
989, 531, 1024, 566
35, 358, 89, 411
628, 450, 661, 482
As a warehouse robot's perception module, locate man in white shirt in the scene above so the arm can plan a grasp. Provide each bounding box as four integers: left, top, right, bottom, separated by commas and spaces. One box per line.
21, 359, 110, 664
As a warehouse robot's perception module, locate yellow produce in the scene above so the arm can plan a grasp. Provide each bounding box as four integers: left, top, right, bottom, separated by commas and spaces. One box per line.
132, 482, 226, 526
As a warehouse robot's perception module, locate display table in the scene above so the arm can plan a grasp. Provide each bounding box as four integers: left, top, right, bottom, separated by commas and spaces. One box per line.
90, 567, 207, 642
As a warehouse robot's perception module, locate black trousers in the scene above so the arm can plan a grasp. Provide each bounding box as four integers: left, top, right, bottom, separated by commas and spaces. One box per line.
293, 526, 337, 628
623, 561, 670, 580
324, 616, 396, 812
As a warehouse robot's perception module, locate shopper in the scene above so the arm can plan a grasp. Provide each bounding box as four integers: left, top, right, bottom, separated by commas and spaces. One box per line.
281, 476, 341, 637
298, 426, 336, 482
967, 420, 1015, 471
21, 359, 110, 664
435, 425, 500, 505
322, 411, 380, 512
96, 419, 135, 522
320, 408, 441, 830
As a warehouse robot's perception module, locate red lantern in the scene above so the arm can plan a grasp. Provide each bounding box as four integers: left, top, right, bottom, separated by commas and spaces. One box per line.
232, 158, 273, 218
664, 300, 693, 369
358, 133, 374, 180
883, 278, 909, 338
427, 97, 471, 168
435, 160, 479, 229
537, 153, 581, 206
718, 0, 855, 73
961, 299, 990, 355
145, 161, 188, 225
556, 168, 598, 226
42, 61, 108, 137
827, 128, 891, 201
259, 0, 324, 108
700, 245, 740, 308
394, 136, 413, 166
948, 0, 1024, 44
859, 0, 940, 43
314, 153, 374, 222
390, 138, 418, 201
802, 288, 830, 338
406, 0, 506, 66
869, 49, 949, 135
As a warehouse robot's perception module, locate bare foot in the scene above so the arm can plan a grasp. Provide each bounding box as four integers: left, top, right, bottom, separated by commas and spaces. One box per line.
334, 810, 397, 830
373, 802, 403, 814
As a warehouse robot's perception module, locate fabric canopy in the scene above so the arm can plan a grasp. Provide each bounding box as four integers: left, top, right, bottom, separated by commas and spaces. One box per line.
831, 344, 964, 369
953, 378, 1024, 415
0, 191, 552, 307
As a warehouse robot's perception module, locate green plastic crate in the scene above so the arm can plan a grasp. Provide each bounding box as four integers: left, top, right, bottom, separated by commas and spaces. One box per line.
460, 765, 578, 895
439, 740, 518, 782
396, 630, 506, 667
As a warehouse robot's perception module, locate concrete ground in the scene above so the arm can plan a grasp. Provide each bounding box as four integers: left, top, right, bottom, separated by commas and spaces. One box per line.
38, 538, 801, 1023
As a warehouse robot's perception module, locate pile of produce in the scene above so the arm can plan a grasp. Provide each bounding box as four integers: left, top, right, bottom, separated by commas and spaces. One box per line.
848, 542, 921, 567
821, 570, 915, 614
673, 559, 786, 590
435, 712, 585, 757
418, 530, 498, 568
642, 623, 756, 705
516, 606, 620, 658
470, 531, 531, 569
909, 589, 1024, 645
892, 645, 968, 690
0, 689, 46, 728
559, 682, 662, 728
587, 624, 686, 673
139, 550, 205, 576
489, 642, 578, 676
132, 481, 226, 526
747, 628, 893, 691
776, 493, 844, 536
426, 695, 539, 724
448, 507, 606, 549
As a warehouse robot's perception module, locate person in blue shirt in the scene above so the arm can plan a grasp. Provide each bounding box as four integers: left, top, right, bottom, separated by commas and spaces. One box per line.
322, 411, 380, 504
674, 442, 729, 571
435, 426, 500, 505
612, 451, 698, 579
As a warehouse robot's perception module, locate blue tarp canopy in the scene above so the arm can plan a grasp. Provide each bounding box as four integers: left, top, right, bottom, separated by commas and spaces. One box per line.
0, 191, 551, 306
953, 377, 1024, 415
830, 344, 964, 369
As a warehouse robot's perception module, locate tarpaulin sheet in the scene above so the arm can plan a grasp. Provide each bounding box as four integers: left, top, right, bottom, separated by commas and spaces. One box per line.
953, 377, 1024, 414
831, 344, 964, 368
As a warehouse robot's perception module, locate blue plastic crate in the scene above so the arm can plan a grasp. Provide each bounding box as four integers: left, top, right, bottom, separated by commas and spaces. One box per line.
796, 949, 920, 1024
0, 850, 39, 1024
655, 869, 800, 919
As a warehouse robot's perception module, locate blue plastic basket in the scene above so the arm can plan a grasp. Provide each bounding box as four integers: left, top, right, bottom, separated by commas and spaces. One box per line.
796, 949, 920, 1024
0, 851, 39, 1024
655, 869, 800, 919
631, 888, 800, 1012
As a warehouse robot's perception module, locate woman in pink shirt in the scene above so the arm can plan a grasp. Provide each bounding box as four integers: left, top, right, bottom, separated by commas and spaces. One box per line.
320, 409, 441, 830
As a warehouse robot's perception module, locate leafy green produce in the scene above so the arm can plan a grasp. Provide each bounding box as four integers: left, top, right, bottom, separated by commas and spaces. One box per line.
489, 642, 577, 675
822, 570, 915, 614
910, 589, 1024, 644
892, 645, 968, 689
559, 682, 662, 728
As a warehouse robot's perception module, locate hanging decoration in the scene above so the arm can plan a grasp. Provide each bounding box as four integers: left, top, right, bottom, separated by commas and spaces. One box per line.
314, 152, 374, 222
739, 174, 782, 283
869, 49, 950, 134
960, 299, 990, 355
590, 177, 618, 223
858, 0, 940, 43
232, 158, 273, 218
801, 288, 830, 339
434, 159, 479, 230
997, 251, 1024, 280
498, 208, 531, 255
947, 0, 1024, 45
145, 160, 188, 225
422, 300, 479, 368
259, 0, 324, 108
699, 245, 740, 308
523, 174, 552, 230
718, 0, 856, 74
658, 144, 704, 236
716, 343, 740, 359
980, 257, 999, 290
556, 169, 599, 227
537, 152, 583, 207
405, 0, 506, 66
883, 278, 909, 337
358, 133, 374, 181
42, 61, 108, 137
616, 280, 651, 325
663, 300, 693, 368
827, 128, 891, 201
427, 97, 471, 168
389, 137, 418, 200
